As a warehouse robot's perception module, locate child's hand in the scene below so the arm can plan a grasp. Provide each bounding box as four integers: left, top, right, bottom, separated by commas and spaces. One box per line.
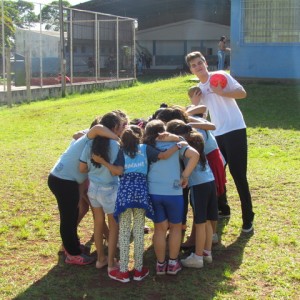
190, 90, 202, 105
91, 153, 106, 164
180, 177, 189, 188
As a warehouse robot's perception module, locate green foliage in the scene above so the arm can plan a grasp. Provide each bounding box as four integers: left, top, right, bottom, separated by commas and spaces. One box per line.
0, 75, 299, 299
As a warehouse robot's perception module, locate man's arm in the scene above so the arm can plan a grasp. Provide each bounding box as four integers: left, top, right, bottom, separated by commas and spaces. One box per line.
211, 85, 247, 100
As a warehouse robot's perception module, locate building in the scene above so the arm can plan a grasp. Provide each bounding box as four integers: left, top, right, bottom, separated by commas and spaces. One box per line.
231, 0, 300, 80
74, 0, 231, 70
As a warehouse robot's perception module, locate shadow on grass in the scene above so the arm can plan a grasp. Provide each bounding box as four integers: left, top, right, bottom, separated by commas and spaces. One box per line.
15, 222, 253, 300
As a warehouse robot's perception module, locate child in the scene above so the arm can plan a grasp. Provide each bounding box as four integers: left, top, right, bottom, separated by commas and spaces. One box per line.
167, 120, 218, 268
48, 120, 120, 265
107, 125, 188, 283
144, 120, 199, 275
79, 112, 125, 274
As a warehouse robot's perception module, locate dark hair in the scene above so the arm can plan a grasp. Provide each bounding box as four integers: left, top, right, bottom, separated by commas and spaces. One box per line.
130, 118, 148, 129
121, 125, 143, 158
166, 119, 193, 137
185, 51, 206, 68
185, 131, 206, 170
91, 112, 121, 168
149, 108, 166, 121
143, 119, 165, 147
156, 107, 189, 124
89, 115, 102, 129
220, 36, 226, 41
160, 103, 168, 108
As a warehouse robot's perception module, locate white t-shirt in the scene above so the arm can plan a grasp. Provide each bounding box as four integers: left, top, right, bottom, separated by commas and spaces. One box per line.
198, 71, 246, 136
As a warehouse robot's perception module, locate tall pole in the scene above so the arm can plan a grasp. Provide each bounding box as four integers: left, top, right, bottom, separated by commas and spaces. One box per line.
59, 0, 66, 97
2, 0, 6, 91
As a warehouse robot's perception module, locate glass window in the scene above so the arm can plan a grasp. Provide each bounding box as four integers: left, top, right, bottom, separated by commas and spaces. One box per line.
242, 0, 300, 43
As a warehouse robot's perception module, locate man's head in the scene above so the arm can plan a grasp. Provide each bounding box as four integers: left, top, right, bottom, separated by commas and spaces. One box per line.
185, 51, 206, 68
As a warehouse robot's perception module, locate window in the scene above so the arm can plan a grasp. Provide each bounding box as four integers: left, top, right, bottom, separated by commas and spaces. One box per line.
242, 0, 300, 43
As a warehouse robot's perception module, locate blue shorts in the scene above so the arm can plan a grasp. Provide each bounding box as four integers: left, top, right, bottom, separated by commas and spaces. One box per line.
190, 181, 218, 224
88, 182, 118, 214
150, 194, 184, 224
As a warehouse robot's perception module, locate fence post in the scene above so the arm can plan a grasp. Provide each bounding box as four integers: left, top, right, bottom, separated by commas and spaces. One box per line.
5, 48, 12, 106
25, 50, 32, 102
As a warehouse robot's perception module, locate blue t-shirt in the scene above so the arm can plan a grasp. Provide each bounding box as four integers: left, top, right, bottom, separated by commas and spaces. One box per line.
147, 141, 188, 196
80, 139, 120, 187
50, 135, 90, 184
185, 158, 215, 187
197, 129, 219, 155
115, 144, 161, 175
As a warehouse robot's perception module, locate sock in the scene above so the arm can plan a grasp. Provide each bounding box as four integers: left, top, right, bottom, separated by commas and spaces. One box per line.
157, 260, 166, 266
168, 258, 178, 266
203, 249, 211, 256
194, 253, 203, 260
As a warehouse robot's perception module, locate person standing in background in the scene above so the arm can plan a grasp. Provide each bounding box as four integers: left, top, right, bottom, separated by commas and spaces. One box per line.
217, 36, 231, 70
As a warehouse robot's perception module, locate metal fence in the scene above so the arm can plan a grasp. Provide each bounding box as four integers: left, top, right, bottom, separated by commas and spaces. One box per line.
1, 2, 136, 93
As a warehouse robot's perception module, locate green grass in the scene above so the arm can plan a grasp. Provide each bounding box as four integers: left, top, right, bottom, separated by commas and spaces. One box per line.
0, 74, 299, 299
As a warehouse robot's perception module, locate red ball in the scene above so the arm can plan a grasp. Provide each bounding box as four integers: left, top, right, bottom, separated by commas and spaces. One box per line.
210, 73, 228, 88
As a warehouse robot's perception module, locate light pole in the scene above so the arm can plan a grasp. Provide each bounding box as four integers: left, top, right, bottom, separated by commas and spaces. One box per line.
2, 0, 6, 91
59, 0, 66, 97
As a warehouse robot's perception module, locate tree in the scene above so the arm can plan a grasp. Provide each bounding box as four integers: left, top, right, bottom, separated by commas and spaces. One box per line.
39, 1, 71, 31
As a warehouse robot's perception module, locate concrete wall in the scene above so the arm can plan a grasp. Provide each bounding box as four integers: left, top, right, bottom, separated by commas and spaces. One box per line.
230, 0, 300, 79
0, 78, 135, 105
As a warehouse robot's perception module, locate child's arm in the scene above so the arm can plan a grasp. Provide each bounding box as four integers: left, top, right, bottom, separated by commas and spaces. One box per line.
73, 130, 88, 140
79, 161, 89, 173
157, 141, 188, 160
87, 124, 120, 141
186, 105, 207, 116
180, 147, 200, 188
91, 154, 124, 176
188, 119, 216, 131
156, 132, 182, 142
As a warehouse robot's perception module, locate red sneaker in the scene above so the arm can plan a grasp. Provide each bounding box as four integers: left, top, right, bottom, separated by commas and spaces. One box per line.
109, 269, 130, 283
65, 253, 94, 265
133, 267, 149, 281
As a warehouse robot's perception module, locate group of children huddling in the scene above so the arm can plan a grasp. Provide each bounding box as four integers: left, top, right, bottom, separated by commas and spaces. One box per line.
48, 86, 226, 283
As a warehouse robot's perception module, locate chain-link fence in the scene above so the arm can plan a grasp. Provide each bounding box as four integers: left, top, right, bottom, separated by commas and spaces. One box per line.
1, 1, 136, 93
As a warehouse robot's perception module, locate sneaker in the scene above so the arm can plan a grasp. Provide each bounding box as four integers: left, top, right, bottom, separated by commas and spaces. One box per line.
109, 269, 130, 283
65, 253, 95, 265
242, 222, 253, 233
133, 267, 149, 281
181, 253, 203, 268
212, 233, 219, 244
156, 261, 167, 275
167, 260, 182, 275
218, 211, 231, 218
203, 252, 213, 263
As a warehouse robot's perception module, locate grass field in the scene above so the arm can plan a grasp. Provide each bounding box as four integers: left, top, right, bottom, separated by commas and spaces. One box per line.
0, 74, 299, 299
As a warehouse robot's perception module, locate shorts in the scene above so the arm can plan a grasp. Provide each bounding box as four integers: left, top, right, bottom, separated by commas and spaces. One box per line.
87, 181, 118, 214
150, 194, 184, 224
190, 181, 218, 224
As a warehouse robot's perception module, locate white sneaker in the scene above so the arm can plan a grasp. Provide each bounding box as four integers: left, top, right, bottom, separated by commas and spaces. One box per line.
181, 253, 203, 268
203, 253, 213, 263
212, 233, 219, 244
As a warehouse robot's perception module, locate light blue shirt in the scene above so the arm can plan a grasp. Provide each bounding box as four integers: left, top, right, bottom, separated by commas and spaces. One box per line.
197, 129, 219, 155
185, 159, 215, 186
80, 139, 120, 187
147, 141, 187, 196
50, 135, 89, 184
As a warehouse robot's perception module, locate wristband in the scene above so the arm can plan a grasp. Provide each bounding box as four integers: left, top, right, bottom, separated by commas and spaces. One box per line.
176, 142, 182, 149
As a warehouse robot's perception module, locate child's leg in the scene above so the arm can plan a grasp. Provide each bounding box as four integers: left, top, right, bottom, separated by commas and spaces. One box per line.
107, 213, 119, 269
168, 222, 182, 260
212, 220, 217, 234
92, 206, 107, 266
132, 208, 145, 271
205, 221, 213, 251
153, 220, 169, 263
194, 223, 206, 256
118, 209, 132, 272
